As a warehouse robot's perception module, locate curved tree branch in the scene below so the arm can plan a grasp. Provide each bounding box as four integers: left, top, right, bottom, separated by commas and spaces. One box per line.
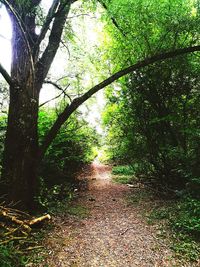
39, 45, 200, 158
39, 91, 64, 107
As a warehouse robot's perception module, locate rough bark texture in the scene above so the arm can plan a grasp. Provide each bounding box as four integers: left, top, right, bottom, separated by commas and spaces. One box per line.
2, 2, 39, 209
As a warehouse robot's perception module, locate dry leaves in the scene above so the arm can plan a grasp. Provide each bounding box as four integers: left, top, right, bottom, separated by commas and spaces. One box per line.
41, 163, 198, 267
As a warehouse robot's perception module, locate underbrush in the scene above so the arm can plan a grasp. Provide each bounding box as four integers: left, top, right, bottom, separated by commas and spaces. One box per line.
148, 197, 200, 262
67, 205, 89, 219
0, 243, 28, 267
37, 177, 75, 214
0, 176, 83, 267
112, 165, 135, 176
112, 165, 136, 184
0, 225, 51, 267
172, 198, 200, 237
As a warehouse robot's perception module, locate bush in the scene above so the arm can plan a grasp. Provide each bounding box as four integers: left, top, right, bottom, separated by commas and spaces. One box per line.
37, 108, 99, 208
171, 197, 200, 238
112, 165, 135, 176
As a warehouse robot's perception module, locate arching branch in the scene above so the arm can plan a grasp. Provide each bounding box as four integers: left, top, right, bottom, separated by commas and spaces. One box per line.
39, 91, 64, 107
39, 45, 200, 158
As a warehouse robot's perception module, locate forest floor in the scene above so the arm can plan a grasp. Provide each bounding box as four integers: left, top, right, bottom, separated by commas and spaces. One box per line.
39, 162, 199, 267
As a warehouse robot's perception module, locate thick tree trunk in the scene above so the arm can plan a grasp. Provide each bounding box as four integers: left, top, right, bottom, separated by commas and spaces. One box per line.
2, 84, 39, 210
1, 2, 39, 210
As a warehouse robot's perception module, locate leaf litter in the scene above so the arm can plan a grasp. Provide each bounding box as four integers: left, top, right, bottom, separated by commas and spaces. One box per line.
39, 163, 199, 267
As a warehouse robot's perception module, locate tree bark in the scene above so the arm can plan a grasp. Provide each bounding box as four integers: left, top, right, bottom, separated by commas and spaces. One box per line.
1, 3, 39, 209
2, 84, 39, 210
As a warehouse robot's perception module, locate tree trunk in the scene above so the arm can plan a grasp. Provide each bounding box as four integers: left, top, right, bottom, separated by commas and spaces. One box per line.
2, 84, 39, 210
1, 3, 39, 210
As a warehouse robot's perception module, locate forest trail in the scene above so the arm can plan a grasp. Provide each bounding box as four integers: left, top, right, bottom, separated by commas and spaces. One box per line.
42, 162, 192, 267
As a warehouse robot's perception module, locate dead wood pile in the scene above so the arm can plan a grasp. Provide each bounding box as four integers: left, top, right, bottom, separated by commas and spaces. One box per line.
0, 204, 51, 246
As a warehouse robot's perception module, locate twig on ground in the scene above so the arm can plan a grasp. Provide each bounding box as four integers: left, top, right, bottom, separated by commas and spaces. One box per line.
119, 227, 135, 236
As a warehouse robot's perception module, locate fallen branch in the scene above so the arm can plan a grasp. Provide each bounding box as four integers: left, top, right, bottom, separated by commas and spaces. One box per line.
24, 245, 44, 251
0, 205, 51, 247
0, 208, 31, 231
0, 236, 27, 245
28, 214, 51, 226
0, 205, 51, 228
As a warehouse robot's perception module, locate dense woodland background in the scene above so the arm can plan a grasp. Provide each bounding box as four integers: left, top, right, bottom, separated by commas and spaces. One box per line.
0, 0, 200, 265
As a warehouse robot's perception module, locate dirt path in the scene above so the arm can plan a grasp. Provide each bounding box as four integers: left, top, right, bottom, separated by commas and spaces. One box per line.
42, 162, 191, 267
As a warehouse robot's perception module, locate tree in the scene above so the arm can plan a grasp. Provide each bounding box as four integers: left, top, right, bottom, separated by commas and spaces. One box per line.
0, 0, 199, 209
102, 0, 200, 189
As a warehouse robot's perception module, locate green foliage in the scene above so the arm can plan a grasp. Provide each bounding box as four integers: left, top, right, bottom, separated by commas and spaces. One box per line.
102, 0, 200, 190
37, 177, 74, 212
112, 165, 136, 184
39, 108, 99, 169
148, 197, 200, 261
0, 108, 99, 207
126, 188, 151, 205
113, 175, 132, 184
103, 0, 200, 59
102, 3, 200, 259
112, 165, 135, 176
36, 107, 99, 210
104, 55, 200, 188
171, 234, 200, 262
171, 198, 200, 237
148, 207, 169, 221
0, 243, 28, 267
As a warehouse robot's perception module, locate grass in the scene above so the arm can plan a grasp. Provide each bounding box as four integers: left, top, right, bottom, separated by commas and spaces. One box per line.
113, 175, 134, 184
171, 234, 200, 262
112, 165, 136, 184
126, 189, 151, 204
67, 205, 89, 219
0, 233, 48, 267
